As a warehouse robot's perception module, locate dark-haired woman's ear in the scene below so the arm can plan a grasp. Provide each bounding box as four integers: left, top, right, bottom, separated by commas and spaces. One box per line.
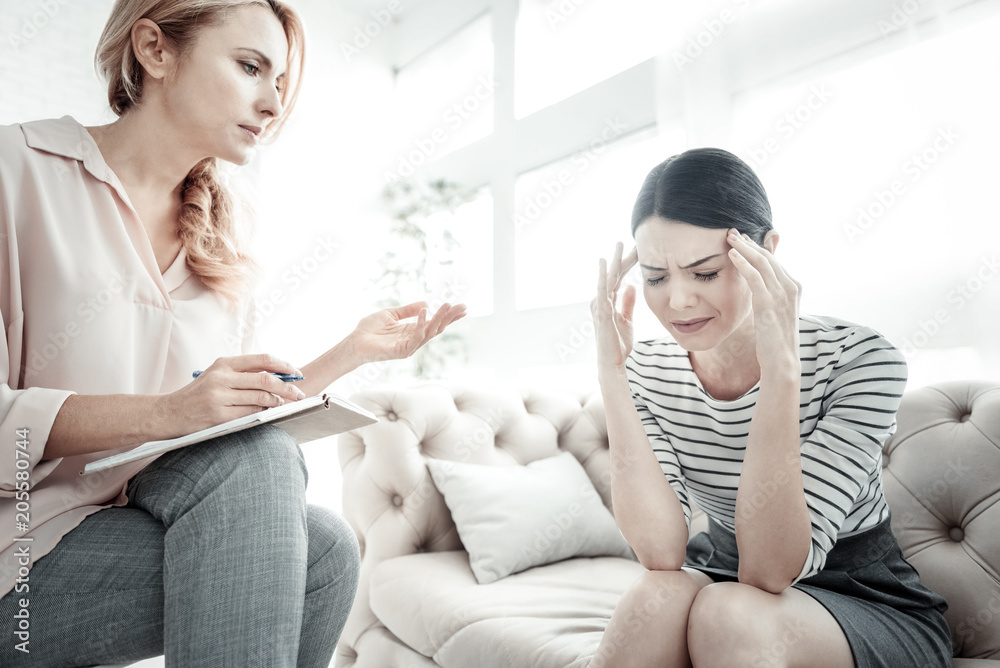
762, 230, 781, 254
131, 18, 176, 82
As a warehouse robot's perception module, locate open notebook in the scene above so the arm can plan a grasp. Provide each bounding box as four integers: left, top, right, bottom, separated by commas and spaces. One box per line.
82, 393, 378, 475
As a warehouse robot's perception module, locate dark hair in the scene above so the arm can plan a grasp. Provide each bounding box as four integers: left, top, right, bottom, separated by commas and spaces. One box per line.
630, 147, 772, 243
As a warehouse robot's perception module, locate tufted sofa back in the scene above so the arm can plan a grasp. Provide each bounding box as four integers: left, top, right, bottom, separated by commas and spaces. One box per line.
881, 381, 1000, 660
335, 380, 1000, 666
335, 384, 627, 666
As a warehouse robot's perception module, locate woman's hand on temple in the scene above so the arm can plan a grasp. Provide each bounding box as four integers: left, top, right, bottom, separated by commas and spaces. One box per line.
726, 229, 801, 376
347, 301, 467, 364
592, 242, 638, 376
163, 354, 308, 433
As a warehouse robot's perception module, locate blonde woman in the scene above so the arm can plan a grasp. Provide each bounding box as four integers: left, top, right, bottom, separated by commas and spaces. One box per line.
0, 1, 464, 665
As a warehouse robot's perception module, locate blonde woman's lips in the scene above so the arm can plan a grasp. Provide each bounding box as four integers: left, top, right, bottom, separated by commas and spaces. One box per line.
239, 125, 261, 143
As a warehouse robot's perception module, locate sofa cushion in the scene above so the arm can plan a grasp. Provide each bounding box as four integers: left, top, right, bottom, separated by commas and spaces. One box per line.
426, 451, 633, 584
370, 550, 646, 668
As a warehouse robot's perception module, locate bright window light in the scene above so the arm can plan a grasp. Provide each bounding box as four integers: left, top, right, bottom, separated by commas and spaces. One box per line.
514, 0, 683, 118
731, 12, 1000, 385
390, 14, 494, 172
514, 126, 686, 311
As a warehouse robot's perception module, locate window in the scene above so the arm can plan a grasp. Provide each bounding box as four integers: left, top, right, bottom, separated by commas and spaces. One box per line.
388, 14, 494, 179
730, 12, 1000, 385
514, 127, 685, 311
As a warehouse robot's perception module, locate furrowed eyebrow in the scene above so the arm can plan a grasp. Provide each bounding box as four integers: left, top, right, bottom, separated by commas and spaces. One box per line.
640, 254, 721, 272
236, 47, 286, 79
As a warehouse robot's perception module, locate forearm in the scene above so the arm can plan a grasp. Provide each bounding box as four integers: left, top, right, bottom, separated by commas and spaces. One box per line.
735, 368, 811, 592
293, 335, 366, 398
44, 393, 179, 460
600, 370, 689, 570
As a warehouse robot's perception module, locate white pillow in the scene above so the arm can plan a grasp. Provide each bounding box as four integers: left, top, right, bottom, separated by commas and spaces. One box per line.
425, 451, 634, 584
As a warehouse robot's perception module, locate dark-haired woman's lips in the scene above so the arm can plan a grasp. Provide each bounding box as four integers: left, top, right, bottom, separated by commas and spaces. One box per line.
672, 317, 712, 334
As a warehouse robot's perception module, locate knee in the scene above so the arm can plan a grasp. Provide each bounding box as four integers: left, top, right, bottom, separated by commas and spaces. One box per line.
306, 505, 361, 599
616, 570, 703, 626
688, 583, 780, 668
218, 423, 308, 489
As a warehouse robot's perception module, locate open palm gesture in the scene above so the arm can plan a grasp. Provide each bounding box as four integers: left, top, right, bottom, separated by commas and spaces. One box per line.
350, 302, 467, 363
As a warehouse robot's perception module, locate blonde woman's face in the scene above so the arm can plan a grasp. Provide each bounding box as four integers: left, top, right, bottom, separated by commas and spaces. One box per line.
635, 217, 754, 352
163, 4, 289, 165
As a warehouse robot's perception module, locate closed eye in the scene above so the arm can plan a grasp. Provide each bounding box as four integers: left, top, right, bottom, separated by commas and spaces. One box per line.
694, 271, 720, 282
646, 276, 664, 286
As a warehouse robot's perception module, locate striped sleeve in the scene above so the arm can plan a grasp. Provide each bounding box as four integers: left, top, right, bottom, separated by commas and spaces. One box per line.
633, 391, 693, 530
793, 329, 907, 581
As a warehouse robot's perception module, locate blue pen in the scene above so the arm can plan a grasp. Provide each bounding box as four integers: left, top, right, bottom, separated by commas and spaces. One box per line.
192, 370, 304, 382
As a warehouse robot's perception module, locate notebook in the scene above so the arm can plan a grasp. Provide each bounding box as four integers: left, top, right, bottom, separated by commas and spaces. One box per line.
81, 393, 378, 475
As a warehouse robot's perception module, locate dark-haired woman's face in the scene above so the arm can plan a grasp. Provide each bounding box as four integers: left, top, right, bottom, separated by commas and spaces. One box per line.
635, 217, 753, 351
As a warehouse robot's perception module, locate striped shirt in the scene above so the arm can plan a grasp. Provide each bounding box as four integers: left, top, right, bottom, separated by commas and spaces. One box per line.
625, 314, 907, 582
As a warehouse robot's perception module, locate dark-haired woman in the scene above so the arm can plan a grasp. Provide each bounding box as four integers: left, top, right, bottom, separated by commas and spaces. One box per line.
0, 1, 463, 666
588, 148, 952, 667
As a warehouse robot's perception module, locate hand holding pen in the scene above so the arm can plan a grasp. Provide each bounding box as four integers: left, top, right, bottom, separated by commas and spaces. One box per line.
161, 354, 309, 435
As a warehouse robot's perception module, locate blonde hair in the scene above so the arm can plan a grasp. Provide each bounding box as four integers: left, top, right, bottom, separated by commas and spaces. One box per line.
94, 0, 306, 305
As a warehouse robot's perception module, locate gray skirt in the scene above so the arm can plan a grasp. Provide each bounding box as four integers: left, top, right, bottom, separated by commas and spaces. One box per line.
685, 517, 954, 668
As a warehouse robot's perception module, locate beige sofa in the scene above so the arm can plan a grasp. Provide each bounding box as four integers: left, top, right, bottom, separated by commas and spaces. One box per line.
335, 380, 1000, 667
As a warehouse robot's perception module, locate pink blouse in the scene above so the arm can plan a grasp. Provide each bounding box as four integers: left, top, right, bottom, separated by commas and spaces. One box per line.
0, 116, 257, 598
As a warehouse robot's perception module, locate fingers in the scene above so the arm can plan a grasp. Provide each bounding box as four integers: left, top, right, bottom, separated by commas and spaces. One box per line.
612, 246, 638, 293
620, 284, 636, 323
727, 230, 779, 290
607, 242, 624, 298
225, 353, 302, 377
237, 368, 307, 404
414, 303, 468, 349
595, 258, 611, 317
388, 302, 429, 321
203, 355, 305, 406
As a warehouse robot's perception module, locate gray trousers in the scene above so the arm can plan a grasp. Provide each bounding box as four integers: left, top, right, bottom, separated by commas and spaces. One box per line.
0, 424, 361, 667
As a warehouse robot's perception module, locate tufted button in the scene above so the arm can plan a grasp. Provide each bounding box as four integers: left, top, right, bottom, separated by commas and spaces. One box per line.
959, 413, 971, 423
386, 411, 397, 421
948, 526, 964, 542
391, 494, 403, 507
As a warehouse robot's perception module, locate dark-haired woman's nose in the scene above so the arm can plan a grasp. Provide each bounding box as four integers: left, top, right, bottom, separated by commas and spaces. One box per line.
668, 283, 699, 311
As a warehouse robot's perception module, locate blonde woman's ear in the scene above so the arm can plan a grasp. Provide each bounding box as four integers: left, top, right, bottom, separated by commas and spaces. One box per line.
763, 229, 781, 254
131, 18, 175, 81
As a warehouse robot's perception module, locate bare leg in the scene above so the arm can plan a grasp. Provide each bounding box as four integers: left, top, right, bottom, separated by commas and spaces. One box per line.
588, 568, 713, 668
687, 582, 854, 668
